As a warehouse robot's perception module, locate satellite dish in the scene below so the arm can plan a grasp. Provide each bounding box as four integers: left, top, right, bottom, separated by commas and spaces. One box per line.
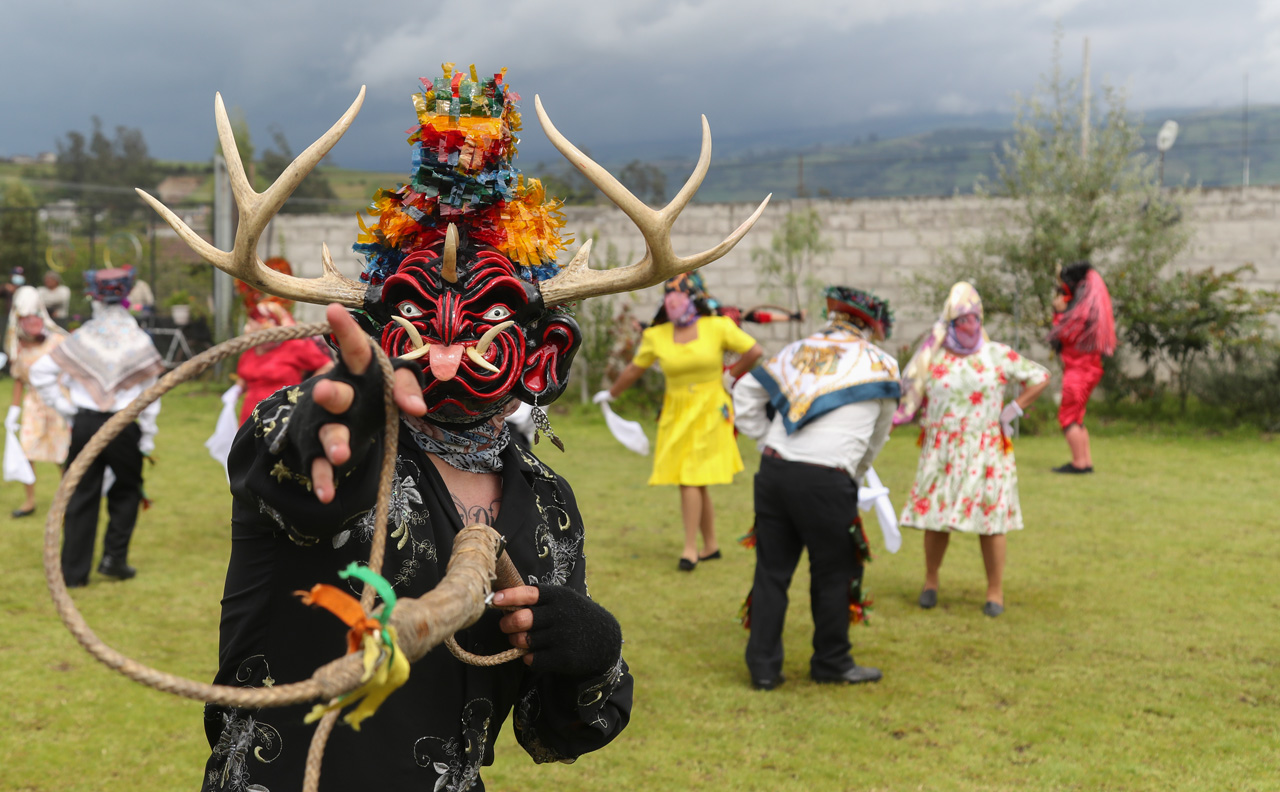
1156, 120, 1179, 153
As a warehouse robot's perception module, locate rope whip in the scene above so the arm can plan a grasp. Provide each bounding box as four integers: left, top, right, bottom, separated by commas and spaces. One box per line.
41, 321, 526, 791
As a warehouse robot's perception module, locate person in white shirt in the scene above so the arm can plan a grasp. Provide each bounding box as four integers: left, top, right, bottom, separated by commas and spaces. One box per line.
28, 267, 164, 587
37, 271, 71, 324
732, 286, 899, 690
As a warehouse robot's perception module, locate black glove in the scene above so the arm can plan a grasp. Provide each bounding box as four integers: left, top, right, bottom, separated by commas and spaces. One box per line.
284, 355, 424, 476
526, 585, 623, 678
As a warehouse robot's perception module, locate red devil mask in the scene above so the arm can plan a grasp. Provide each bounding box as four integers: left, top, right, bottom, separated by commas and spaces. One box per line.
361, 232, 580, 427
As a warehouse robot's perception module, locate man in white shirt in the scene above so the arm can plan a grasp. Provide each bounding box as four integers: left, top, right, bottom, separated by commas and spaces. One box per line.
29, 267, 164, 587
37, 271, 72, 324
732, 286, 899, 690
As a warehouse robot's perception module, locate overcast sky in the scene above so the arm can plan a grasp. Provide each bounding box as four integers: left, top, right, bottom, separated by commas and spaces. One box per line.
3, 0, 1279, 172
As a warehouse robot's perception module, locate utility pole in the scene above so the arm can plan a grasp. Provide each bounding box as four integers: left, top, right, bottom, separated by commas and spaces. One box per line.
1081, 37, 1091, 159
1243, 73, 1250, 188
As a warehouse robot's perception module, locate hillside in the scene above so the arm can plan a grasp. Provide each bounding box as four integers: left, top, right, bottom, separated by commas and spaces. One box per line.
4, 105, 1277, 209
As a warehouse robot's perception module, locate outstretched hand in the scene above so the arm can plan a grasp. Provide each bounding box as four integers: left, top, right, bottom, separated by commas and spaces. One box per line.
310, 304, 427, 503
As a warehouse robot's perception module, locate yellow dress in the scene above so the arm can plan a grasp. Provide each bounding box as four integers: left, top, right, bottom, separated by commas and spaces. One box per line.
633, 316, 758, 486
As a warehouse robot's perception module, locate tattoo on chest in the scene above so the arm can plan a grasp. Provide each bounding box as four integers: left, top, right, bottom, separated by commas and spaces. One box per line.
450, 493, 502, 526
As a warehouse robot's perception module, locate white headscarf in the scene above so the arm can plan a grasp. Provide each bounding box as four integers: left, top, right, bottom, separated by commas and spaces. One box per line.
893, 282, 988, 425
4, 285, 63, 361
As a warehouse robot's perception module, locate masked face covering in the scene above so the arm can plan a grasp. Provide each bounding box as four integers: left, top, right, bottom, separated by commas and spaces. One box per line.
945, 312, 984, 355
663, 290, 698, 328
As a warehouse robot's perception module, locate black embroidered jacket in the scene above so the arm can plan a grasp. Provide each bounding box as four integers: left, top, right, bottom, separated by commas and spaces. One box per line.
201, 386, 633, 792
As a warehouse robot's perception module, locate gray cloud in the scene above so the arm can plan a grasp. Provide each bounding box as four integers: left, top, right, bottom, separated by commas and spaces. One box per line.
2, 0, 1277, 172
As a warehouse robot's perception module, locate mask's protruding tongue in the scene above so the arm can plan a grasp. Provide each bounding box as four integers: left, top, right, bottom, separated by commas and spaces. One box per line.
428, 344, 464, 381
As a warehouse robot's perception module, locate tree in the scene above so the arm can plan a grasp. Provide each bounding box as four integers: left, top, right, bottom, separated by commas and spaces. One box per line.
0, 181, 41, 275
259, 127, 338, 213
751, 206, 831, 340
618, 160, 666, 205
55, 117, 157, 221
921, 34, 1190, 347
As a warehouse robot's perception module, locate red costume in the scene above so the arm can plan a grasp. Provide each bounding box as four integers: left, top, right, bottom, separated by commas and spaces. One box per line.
236, 338, 333, 424
1049, 265, 1116, 429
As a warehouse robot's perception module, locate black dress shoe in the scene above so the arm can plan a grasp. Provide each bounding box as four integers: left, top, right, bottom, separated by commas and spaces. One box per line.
65, 578, 88, 589
97, 556, 137, 580
982, 601, 1004, 618
698, 549, 722, 561
813, 665, 882, 685
1051, 463, 1093, 474
677, 557, 697, 572
10, 506, 35, 518
751, 673, 786, 691
919, 588, 938, 609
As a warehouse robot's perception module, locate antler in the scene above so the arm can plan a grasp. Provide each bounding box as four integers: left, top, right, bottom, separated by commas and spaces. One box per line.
136, 89, 370, 308
533, 95, 771, 308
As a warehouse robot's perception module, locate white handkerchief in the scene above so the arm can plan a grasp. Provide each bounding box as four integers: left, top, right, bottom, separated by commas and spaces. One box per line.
600, 402, 650, 456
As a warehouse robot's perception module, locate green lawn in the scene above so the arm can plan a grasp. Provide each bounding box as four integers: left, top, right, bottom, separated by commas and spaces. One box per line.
1, 383, 1276, 791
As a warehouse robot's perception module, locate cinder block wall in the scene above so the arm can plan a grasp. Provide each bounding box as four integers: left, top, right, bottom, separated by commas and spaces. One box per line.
263, 186, 1280, 355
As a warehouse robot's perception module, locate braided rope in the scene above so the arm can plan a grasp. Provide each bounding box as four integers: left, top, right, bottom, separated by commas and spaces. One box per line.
42, 322, 525, 790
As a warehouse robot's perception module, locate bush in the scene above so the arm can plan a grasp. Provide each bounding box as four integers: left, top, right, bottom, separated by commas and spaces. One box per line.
1189, 342, 1280, 431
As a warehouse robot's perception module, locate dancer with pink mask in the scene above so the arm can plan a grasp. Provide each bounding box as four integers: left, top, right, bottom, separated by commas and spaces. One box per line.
598, 273, 763, 571
893, 283, 1049, 617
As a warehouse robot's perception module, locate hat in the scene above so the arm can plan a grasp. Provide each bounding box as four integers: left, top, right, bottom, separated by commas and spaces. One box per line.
85, 267, 135, 304
825, 286, 893, 338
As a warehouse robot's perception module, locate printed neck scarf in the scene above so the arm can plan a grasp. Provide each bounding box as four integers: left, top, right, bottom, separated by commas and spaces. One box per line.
406, 413, 511, 473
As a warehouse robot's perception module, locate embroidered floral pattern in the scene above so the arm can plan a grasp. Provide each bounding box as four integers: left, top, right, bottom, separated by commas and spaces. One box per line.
414, 699, 494, 792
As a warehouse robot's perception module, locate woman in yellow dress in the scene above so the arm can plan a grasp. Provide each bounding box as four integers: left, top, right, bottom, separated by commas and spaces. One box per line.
599, 274, 763, 570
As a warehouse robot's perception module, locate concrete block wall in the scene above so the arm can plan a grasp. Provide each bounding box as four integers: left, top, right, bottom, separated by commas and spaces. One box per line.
264, 186, 1280, 352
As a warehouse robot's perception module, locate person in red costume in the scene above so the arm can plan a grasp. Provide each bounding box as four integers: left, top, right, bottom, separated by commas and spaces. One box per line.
1048, 261, 1116, 474
234, 258, 334, 424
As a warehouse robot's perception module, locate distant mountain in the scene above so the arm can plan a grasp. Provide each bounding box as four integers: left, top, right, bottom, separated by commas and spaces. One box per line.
541, 105, 1280, 204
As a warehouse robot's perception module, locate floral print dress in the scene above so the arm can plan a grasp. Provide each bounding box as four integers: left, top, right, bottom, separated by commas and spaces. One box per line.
899, 342, 1049, 535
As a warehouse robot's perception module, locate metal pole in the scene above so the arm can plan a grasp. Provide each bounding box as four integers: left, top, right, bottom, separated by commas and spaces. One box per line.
149, 213, 158, 328
213, 154, 234, 344
1081, 37, 1091, 160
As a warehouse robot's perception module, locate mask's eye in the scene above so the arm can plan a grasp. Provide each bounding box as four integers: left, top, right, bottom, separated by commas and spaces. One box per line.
482, 306, 512, 322
398, 301, 424, 318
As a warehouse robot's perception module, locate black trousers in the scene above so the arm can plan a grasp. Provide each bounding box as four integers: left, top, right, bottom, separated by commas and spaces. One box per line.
746, 455, 862, 681
61, 410, 144, 584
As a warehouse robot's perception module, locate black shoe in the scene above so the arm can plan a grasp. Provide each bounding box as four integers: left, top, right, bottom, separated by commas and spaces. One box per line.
1051, 463, 1093, 474
97, 556, 137, 580
751, 673, 786, 691
11, 506, 35, 518
983, 601, 1004, 618
813, 665, 882, 685
698, 549, 722, 561
677, 557, 697, 572
919, 588, 938, 609
65, 577, 88, 589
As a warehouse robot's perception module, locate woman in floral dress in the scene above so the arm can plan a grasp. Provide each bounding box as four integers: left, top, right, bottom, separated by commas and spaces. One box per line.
893, 282, 1049, 617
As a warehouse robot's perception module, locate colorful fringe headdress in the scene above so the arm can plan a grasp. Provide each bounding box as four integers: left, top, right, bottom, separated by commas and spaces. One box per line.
354, 64, 570, 287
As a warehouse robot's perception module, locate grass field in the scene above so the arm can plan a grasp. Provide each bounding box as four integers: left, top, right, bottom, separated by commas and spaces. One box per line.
1, 383, 1276, 792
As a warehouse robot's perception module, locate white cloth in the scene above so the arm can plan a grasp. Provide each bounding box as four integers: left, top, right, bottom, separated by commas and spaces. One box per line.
206, 384, 243, 481
858, 467, 901, 553
28, 353, 162, 452
3, 424, 35, 485
599, 401, 650, 456
735, 373, 894, 481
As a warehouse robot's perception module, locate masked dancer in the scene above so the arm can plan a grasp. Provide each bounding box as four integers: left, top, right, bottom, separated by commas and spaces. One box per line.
234, 258, 334, 425
29, 267, 164, 585
894, 283, 1049, 617
1049, 261, 1116, 474
138, 65, 768, 791
733, 286, 898, 689
597, 272, 763, 571
4, 286, 69, 517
